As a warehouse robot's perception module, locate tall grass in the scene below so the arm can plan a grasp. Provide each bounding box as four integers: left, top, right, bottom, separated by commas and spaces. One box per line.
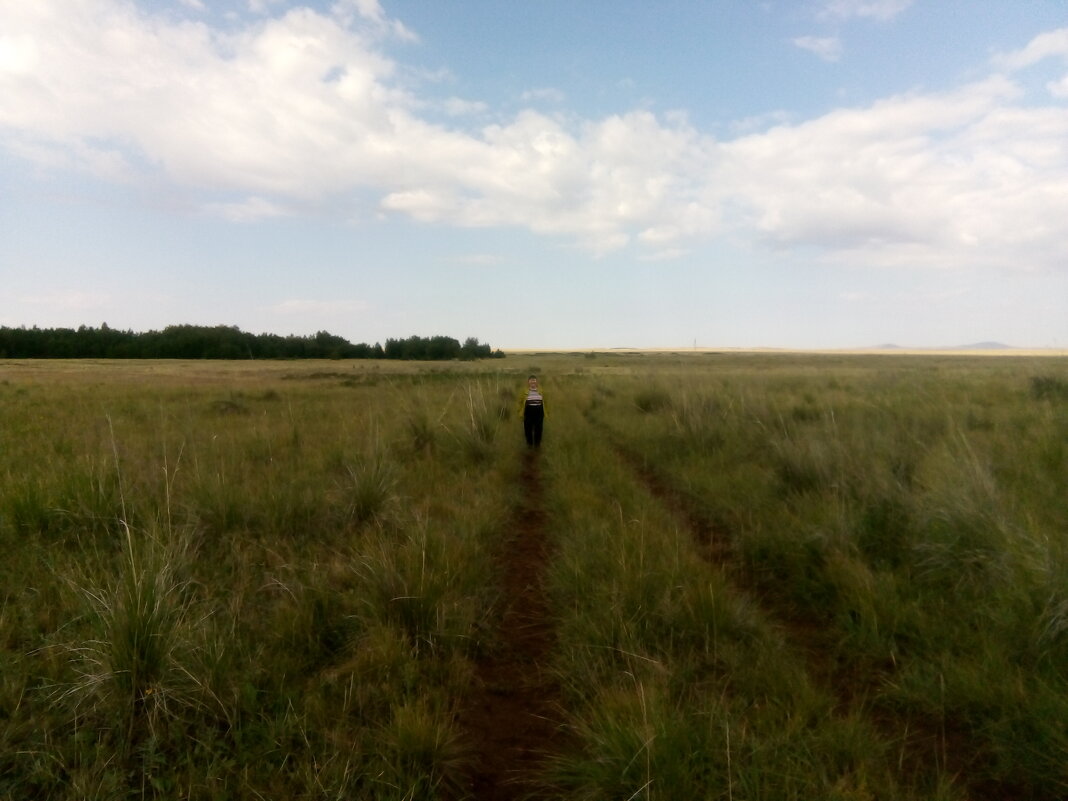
61, 523, 196, 754
0, 360, 519, 799
2, 354, 1065, 798
584, 354, 1068, 798
541, 375, 941, 800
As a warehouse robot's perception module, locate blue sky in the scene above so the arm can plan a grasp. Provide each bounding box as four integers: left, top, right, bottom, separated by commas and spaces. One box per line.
2, 0, 1067, 349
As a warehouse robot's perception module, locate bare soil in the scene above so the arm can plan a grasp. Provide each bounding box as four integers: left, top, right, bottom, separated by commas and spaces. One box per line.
456, 450, 563, 801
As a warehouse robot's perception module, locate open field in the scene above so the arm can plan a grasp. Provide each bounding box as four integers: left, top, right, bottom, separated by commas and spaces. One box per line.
2, 352, 1067, 800
505, 347, 1068, 357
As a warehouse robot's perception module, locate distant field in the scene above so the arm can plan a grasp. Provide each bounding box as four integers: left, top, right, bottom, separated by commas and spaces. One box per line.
508, 346, 1068, 357
2, 352, 1066, 799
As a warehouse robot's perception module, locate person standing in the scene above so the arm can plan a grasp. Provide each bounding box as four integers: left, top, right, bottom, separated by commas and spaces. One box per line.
517, 374, 546, 448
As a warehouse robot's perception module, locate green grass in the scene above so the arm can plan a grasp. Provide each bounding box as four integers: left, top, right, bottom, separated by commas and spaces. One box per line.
2, 353, 1066, 799
0, 360, 521, 799
578, 353, 1068, 799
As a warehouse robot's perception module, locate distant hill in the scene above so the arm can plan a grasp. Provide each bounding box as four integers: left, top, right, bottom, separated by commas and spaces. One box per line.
869, 342, 1013, 351
958, 341, 1012, 350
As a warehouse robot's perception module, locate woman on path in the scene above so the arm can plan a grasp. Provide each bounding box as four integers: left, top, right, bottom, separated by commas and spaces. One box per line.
517, 375, 546, 448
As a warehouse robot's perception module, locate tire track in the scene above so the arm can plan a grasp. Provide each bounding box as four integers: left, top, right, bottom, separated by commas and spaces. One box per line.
456, 450, 562, 801
598, 424, 977, 799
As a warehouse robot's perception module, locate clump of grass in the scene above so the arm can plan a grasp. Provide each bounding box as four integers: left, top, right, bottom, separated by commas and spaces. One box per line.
54, 458, 128, 537
272, 569, 362, 675
908, 438, 1023, 595
389, 385, 446, 456
186, 470, 254, 535
1030, 375, 1068, 401
209, 398, 250, 416
406, 408, 439, 455
669, 390, 726, 449
771, 434, 841, 496
634, 387, 672, 414
5, 461, 128, 541
374, 700, 467, 800
6, 478, 55, 535
343, 453, 397, 526
1037, 592, 1068, 663
61, 523, 197, 754
547, 682, 670, 801
790, 401, 823, 422
855, 496, 914, 569
449, 382, 500, 464
353, 517, 480, 654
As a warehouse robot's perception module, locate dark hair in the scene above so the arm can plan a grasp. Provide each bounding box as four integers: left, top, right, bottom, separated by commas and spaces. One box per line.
528, 374, 537, 380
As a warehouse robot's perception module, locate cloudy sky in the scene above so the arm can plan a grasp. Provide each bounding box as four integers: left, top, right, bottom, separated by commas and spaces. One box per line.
2, 0, 1067, 349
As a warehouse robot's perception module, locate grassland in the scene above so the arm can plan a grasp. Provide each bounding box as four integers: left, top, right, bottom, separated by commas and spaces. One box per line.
1, 352, 1066, 800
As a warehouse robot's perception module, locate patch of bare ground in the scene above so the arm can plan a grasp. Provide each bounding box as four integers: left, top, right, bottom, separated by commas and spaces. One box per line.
455, 450, 563, 801
605, 434, 992, 798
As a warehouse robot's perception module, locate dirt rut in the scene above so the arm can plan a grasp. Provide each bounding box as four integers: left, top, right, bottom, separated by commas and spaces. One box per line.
457, 450, 561, 801
607, 436, 986, 799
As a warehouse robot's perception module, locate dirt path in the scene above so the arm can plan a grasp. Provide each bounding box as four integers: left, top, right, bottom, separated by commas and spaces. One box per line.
456, 450, 561, 801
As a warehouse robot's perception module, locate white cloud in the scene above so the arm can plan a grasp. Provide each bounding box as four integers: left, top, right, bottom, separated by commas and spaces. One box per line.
1, 2, 1067, 272
331, 0, 417, 42
0, 34, 38, 74
792, 36, 842, 62
994, 28, 1068, 71
203, 196, 291, 222
380, 188, 455, 222
248, 0, 285, 15
719, 76, 1068, 268
637, 247, 689, 262
442, 97, 489, 116
729, 110, 793, 135
0, 2, 419, 197
993, 29, 1068, 101
818, 0, 915, 22
1049, 74, 1068, 98
521, 87, 566, 104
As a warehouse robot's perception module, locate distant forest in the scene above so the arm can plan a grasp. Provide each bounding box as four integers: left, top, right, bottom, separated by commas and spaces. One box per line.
0, 324, 505, 361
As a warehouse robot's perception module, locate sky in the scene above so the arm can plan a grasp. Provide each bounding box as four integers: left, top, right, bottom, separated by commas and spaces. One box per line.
1, 0, 1067, 350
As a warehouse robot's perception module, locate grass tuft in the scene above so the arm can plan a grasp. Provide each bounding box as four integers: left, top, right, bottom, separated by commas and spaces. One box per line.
375, 700, 467, 800
62, 523, 197, 754
343, 453, 397, 526
1030, 375, 1068, 401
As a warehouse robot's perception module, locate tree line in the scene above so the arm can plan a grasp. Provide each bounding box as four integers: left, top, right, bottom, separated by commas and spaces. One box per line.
0, 324, 505, 361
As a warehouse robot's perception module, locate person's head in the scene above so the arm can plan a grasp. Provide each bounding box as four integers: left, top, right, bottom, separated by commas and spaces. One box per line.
527, 375, 538, 389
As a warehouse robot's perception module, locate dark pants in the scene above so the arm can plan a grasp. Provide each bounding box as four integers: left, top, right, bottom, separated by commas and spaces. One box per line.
523, 406, 544, 447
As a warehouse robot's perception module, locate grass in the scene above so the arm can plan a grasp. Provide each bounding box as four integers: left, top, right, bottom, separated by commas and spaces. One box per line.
0, 360, 521, 799
577, 353, 1068, 799
541, 378, 937, 800
1, 353, 1066, 799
